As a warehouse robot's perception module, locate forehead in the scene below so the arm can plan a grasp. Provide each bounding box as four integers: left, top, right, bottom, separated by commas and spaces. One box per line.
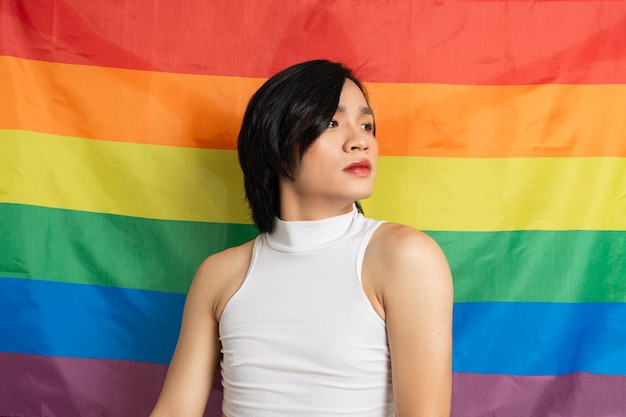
337, 79, 373, 115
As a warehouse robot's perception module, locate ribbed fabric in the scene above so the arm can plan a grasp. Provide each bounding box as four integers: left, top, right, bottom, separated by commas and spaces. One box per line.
219, 206, 394, 416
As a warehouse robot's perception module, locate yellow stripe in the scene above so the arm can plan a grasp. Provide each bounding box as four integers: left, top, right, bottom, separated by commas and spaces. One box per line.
364, 157, 626, 231
0, 130, 249, 224
2, 129, 624, 231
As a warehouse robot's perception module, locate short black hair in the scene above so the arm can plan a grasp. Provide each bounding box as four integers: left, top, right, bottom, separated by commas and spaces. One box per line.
237, 60, 371, 233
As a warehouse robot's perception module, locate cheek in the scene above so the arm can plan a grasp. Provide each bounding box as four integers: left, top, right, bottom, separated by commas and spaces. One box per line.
370, 138, 379, 154
300, 143, 340, 169
369, 142, 379, 165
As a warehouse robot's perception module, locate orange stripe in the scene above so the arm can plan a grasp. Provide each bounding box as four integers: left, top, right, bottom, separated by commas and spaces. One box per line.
369, 83, 626, 158
2, 56, 625, 157
0, 56, 262, 150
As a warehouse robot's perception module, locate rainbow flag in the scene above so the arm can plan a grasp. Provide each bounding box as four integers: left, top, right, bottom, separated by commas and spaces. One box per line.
1, 1, 625, 415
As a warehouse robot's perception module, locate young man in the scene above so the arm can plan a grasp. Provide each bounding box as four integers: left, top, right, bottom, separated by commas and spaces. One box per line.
150, 60, 453, 417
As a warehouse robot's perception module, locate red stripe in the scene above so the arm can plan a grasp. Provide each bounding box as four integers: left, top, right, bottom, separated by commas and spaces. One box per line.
2, 1, 625, 84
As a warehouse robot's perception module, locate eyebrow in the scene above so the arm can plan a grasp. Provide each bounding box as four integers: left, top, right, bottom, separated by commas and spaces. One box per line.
336, 105, 374, 116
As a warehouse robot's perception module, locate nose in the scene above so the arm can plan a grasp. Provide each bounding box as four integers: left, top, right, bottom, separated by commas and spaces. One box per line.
343, 126, 370, 153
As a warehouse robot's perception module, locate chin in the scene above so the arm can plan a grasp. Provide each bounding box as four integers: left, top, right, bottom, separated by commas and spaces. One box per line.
351, 188, 374, 201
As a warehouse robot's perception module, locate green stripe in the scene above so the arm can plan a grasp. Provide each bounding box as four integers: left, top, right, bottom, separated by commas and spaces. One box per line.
428, 229, 626, 303
2, 203, 624, 301
1, 203, 259, 294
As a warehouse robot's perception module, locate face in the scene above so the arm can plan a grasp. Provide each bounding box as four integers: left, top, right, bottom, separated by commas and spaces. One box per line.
280, 79, 378, 216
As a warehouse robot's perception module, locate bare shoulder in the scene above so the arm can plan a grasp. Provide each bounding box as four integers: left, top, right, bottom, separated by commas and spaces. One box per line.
365, 222, 453, 308
363, 223, 453, 415
196, 239, 255, 280
369, 222, 450, 274
368, 223, 453, 415
190, 239, 256, 321
150, 239, 255, 416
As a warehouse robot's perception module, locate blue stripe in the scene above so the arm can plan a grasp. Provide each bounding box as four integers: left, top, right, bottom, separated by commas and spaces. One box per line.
2, 277, 626, 374
2, 277, 184, 364
453, 301, 626, 375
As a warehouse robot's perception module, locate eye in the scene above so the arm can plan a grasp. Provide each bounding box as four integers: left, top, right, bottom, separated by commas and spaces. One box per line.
328, 120, 338, 128
361, 123, 374, 132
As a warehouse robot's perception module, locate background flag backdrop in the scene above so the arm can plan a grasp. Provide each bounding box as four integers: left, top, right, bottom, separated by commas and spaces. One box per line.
1, 1, 625, 416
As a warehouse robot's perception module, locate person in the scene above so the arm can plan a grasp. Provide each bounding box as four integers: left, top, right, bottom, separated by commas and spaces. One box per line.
150, 60, 453, 417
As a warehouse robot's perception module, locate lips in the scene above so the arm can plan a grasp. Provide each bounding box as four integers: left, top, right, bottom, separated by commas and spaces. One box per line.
343, 159, 372, 175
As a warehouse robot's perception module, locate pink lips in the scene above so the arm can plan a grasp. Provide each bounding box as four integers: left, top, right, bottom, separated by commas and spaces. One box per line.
343, 159, 372, 176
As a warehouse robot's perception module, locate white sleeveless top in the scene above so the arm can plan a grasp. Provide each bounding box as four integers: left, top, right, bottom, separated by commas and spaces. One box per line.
219, 206, 395, 417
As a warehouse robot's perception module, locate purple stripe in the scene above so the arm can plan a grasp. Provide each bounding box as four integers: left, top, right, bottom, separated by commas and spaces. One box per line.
3, 351, 625, 416
0, 352, 223, 417
452, 372, 626, 417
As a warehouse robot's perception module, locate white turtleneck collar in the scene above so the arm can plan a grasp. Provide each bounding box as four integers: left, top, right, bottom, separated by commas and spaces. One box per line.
266, 205, 362, 252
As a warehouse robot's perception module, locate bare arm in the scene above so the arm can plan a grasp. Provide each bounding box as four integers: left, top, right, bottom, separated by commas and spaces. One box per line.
150, 242, 253, 417
370, 224, 454, 417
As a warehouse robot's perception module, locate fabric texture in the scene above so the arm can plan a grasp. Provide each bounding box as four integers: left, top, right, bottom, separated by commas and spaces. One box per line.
1, 1, 625, 416
220, 207, 393, 417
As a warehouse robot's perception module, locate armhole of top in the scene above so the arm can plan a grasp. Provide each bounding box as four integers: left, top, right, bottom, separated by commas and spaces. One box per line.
219, 234, 264, 318
355, 220, 386, 324
356, 220, 385, 284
